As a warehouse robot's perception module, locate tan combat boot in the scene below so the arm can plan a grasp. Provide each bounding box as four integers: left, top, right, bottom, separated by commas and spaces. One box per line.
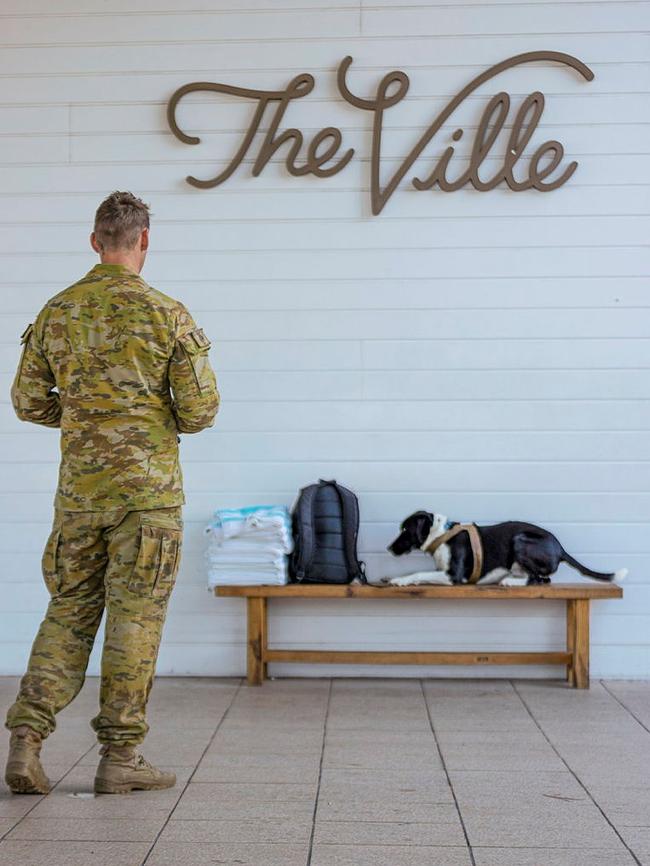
94, 744, 176, 794
5, 725, 51, 794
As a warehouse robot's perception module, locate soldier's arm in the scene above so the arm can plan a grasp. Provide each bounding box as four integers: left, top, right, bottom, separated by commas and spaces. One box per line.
11, 321, 61, 428
168, 306, 220, 434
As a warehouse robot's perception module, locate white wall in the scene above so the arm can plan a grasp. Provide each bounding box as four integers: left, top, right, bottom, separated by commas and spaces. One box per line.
1, 0, 648, 679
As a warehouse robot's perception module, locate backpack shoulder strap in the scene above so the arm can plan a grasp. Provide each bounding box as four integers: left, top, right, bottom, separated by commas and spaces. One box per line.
332, 482, 367, 583
292, 484, 319, 580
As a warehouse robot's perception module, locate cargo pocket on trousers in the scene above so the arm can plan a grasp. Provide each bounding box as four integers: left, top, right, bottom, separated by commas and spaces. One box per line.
41, 526, 62, 596
128, 523, 182, 599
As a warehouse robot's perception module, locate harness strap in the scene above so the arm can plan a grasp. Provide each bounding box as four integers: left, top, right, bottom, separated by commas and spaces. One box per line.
422, 523, 484, 584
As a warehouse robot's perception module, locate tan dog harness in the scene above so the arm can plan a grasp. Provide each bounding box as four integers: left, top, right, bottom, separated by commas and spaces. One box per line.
422, 523, 484, 584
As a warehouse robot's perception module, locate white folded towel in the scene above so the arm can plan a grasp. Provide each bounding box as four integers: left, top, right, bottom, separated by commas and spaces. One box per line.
206, 504, 293, 588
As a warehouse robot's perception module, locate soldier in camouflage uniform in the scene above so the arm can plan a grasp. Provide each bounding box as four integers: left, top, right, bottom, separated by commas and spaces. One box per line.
4, 191, 220, 795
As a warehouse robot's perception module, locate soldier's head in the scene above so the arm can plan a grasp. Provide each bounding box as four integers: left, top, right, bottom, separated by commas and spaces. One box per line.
90, 191, 151, 272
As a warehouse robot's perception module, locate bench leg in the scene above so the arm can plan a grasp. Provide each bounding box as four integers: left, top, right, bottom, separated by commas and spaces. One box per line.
567, 598, 590, 689
566, 600, 576, 686
261, 597, 268, 681
247, 596, 266, 686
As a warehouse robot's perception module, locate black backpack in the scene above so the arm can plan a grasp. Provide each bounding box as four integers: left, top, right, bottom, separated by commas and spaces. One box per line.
289, 479, 367, 584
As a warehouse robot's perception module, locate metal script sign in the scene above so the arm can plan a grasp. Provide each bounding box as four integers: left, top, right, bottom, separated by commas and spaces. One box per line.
167, 51, 594, 215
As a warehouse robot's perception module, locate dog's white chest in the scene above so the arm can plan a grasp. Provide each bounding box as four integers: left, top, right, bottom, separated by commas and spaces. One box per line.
432, 542, 450, 572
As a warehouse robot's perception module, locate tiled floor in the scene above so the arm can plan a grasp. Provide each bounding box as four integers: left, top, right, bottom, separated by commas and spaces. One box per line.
1, 677, 649, 866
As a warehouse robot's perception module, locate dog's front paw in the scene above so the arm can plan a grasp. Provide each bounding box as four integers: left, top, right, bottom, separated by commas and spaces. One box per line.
389, 575, 416, 587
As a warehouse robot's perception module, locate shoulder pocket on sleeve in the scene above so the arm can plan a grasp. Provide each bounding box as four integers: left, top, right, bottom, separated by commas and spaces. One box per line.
15, 323, 34, 386
177, 328, 213, 394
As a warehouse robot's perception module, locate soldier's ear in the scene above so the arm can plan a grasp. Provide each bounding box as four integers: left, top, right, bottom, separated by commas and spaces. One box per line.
140, 227, 149, 252
90, 232, 102, 254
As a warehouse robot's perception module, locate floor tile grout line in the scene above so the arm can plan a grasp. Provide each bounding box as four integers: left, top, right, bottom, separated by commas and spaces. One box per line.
419, 679, 477, 866
0, 737, 99, 843
139, 678, 244, 866
314, 842, 638, 850
600, 680, 650, 735
306, 678, 333, 866
510, 680, 644, 866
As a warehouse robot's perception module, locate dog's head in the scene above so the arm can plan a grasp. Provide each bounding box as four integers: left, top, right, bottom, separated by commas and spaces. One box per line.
387, 511, 450, 555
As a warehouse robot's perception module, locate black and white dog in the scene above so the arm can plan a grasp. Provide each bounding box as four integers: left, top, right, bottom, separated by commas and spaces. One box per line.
386, 511, 627, 587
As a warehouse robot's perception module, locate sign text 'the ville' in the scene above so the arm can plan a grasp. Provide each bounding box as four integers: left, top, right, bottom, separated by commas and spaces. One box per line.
167, 51, 594, 216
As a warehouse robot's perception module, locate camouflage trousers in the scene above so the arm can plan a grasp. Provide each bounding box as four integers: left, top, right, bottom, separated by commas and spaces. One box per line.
5, 505, 183, 746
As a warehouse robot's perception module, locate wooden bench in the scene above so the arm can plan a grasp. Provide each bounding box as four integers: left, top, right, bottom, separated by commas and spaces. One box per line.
215, 583, 622, 689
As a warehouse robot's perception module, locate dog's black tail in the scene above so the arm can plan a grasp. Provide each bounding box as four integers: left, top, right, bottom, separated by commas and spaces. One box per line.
561, 551, 627, 582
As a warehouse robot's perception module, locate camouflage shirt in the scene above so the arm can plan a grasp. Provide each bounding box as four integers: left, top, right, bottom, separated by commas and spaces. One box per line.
11, 263, 220, 511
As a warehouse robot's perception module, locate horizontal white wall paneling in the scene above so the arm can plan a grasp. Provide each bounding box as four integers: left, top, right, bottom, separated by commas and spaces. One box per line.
0, 0, 648, 679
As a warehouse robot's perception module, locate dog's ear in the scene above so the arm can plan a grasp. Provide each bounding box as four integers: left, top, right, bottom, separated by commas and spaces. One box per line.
412, 512, 433, 544
401, 510, 433, 530
399, 511, 433, 546
389, 511, 434, 555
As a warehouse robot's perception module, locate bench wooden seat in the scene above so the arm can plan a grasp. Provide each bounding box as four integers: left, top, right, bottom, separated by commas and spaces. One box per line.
214, 582, 623, 689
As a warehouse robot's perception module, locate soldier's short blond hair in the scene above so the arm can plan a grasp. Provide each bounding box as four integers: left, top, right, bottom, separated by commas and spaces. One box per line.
93, 191, 151, 251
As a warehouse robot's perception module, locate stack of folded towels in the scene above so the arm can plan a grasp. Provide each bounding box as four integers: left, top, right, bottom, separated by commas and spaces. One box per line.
205, 504, 293, 588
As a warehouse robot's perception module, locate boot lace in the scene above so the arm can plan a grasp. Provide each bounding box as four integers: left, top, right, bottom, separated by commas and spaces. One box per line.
135, 754, 156, 772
